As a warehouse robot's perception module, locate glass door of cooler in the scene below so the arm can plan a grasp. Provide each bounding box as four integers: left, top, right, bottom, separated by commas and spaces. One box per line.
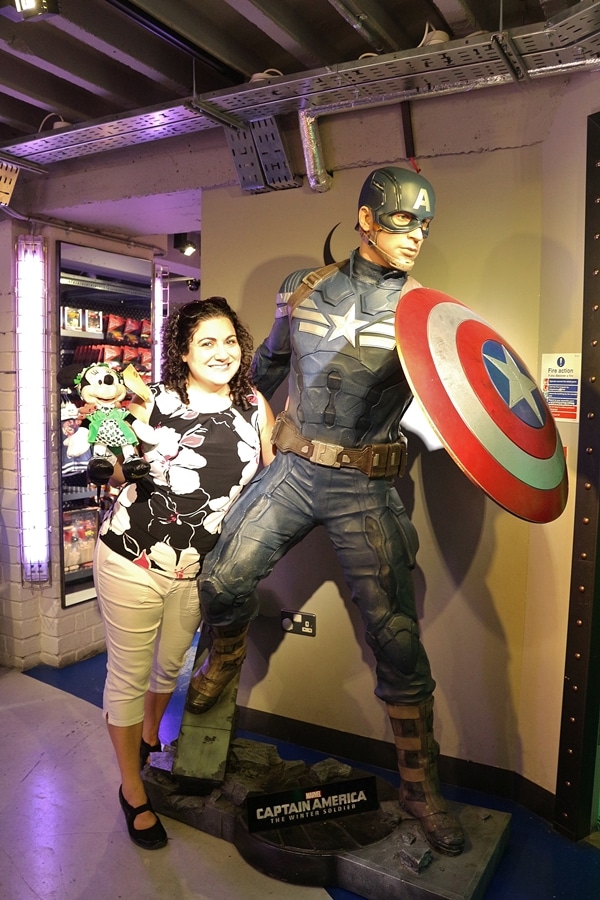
57, 243, 153, 608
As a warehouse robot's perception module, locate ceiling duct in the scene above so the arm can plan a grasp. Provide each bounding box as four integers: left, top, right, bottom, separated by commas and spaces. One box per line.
0, 1, 598, 192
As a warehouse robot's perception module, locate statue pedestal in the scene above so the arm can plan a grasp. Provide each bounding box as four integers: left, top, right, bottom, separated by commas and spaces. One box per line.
143, 738, 510, 900
170, 650, 240, 787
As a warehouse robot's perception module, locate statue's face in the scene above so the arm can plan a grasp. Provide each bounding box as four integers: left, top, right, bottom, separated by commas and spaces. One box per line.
357, 206, 426, 271
378, 209, 432, 237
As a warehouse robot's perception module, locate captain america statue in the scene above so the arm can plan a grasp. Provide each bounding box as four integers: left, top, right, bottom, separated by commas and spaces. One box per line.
186, 166, 466, 856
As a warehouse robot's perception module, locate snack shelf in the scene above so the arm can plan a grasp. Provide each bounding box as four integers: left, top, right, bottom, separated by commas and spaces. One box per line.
62, 506, 99, 576
58, 260, 153, 605
61, 328, 107, 340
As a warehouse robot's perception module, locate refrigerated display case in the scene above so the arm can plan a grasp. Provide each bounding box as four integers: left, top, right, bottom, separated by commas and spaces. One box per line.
57, 243, 154, 607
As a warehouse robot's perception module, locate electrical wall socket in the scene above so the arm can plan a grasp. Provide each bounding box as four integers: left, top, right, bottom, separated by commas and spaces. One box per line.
281, 610, 316, 637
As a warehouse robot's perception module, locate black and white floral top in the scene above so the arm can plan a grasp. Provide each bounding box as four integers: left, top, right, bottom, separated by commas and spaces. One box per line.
99, 382, 262, 579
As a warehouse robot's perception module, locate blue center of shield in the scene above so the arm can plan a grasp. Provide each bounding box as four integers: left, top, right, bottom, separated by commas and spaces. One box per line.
482, 340, 546, 429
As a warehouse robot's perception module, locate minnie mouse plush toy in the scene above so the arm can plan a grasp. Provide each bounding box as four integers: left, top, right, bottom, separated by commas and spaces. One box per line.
64, 362, 154, 486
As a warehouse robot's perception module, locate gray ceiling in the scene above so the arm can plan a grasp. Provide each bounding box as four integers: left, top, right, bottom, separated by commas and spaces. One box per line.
0, 0, 585, 147
0, 0, 597, 239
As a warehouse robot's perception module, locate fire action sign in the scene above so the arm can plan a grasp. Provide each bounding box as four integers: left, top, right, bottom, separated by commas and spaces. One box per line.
246, 776, 379, 832
541, 353, 581, 423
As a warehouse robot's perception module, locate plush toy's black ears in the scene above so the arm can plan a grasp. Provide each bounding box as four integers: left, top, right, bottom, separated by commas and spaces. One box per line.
57, 364, 84, 389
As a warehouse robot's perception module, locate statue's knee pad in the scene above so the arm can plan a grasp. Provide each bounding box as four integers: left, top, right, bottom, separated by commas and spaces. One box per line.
199, 571, 235, 617
366, 616, 421, 676
199, 568, 259, 626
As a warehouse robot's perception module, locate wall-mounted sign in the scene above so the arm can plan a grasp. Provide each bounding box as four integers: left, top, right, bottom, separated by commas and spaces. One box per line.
541, 353, 581, 423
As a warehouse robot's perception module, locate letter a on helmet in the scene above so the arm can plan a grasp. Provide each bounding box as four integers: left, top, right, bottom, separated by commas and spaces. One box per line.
357, 166, 436, 232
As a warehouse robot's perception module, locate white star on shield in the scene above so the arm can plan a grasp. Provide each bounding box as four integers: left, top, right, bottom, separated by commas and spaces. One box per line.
483, 346, 545, 425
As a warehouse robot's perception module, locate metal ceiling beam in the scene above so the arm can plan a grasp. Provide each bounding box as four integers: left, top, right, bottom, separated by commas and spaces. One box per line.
0, 48, 119, 125
540, 0, 577, 14
51, 0, 195, 95
433, 0, 482, 35
448, 0, 500, 31
0, 102, 214, 165
0, 16, 175, 112
223, 0, 333, 68
103, 0, 243, 83
122, 0, 267, 78
0, 92, 46, 134
0, 2, 598, 172
325, 0, 412, 52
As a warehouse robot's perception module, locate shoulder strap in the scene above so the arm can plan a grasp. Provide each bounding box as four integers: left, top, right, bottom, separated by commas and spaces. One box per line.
287, 260, 349, 313
287, 263, 420, 312
401, 274, 421, 296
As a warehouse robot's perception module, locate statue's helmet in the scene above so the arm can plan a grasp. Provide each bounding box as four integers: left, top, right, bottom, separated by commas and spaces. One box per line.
357, 166, 435, 236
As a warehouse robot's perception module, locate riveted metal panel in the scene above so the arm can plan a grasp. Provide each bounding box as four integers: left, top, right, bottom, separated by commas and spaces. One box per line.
249, 118, 302, 190
223, 116, 302, 193
554, 111, 600, 841
223, 125, 270, 193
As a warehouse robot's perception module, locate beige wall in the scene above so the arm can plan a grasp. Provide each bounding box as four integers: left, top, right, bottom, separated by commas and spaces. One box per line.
0, 66, 597, 794
201, 74, 598, 792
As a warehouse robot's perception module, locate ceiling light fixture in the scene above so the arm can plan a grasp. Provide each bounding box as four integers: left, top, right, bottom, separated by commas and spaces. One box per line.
13, 0, 60, 20
152, 264, 169, 382
174, 233, 197, 257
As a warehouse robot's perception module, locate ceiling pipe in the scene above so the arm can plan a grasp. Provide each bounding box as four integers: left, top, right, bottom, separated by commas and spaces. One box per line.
298, 110, 333, 192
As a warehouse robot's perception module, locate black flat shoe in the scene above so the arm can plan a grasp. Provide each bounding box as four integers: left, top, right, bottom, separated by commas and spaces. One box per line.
118, 786, 167, 850
140, 738, 161, 769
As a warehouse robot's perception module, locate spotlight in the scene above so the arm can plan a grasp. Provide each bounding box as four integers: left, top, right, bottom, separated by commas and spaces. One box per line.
174, 233, 197, 257
13, 0, 60, 20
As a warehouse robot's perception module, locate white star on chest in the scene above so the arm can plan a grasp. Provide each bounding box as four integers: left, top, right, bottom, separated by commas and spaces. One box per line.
328, 306, 369, 346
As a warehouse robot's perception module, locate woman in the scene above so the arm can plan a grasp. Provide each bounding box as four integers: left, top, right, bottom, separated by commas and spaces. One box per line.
93, 297, 275, 850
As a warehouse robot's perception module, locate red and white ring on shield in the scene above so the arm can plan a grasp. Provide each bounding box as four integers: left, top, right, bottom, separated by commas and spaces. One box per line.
395, 288, 568, 523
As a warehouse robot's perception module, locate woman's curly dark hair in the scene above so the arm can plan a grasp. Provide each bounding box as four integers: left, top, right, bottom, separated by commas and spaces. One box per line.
161, 297, 255, 408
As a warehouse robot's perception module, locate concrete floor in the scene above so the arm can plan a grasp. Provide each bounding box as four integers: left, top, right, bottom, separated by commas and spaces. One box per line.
0, 667, 332, 900
3, 658, 600, 900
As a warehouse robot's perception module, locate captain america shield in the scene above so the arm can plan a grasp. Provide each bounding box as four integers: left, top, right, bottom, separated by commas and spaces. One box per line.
395, 288, 568, 523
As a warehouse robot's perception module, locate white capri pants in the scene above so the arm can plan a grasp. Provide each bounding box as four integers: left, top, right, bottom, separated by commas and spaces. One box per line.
94, 540, 201, 727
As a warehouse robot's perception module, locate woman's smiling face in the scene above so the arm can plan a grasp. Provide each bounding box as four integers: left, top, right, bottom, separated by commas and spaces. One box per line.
182, 315, 242, 394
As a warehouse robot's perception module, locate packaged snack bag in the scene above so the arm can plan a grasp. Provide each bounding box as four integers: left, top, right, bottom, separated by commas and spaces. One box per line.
123, 318, 142, 345
122, 345, 140, 366
140, 319, 152, 346
138, 347, 152, 376
103, 345, 123, 365
107, 313, 126, 342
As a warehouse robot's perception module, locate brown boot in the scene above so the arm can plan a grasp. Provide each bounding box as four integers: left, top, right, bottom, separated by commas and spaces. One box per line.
387, 698, 465, 856
185, 624, 249, 714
